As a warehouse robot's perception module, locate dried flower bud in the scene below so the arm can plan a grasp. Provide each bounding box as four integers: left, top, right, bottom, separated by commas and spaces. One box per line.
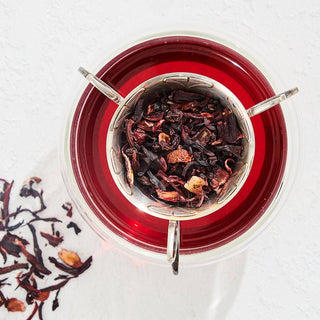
167, 146, 193, 164
158, 133, 170, 149
184, 176, 207, 195
58, 249, 83, 268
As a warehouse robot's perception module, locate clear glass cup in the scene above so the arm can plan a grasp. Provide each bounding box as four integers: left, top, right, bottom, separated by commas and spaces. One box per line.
60, 32, 299, 269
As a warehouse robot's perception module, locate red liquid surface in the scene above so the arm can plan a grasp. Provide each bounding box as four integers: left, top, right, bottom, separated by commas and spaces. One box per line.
70, 36, 287, 254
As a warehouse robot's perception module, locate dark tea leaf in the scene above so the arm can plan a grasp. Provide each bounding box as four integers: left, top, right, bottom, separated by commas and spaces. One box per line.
120, 87, 246, 208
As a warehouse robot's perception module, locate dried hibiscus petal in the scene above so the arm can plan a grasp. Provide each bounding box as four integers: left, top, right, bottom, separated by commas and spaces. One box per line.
125, 119, 135, 147
121, 146, 134, 188
40, 232, 63, 247
225, 158, 235, 174
133, 128, 146, 144
192, 128, 212, 146
144, 111, 164, 122
184, 176, 207, 195
156, 190, 186, 203
120, 86, 246, 208
0, 233, 29, 257
137, 120, 154, 132
62, 202, 73, 217
210, 167, 230, 190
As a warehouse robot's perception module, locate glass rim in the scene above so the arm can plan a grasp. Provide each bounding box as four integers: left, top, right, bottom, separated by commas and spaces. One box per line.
60, 31, 300, 267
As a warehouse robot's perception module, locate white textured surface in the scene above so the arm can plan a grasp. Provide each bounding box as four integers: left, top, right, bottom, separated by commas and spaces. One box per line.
1, 1, 320, 319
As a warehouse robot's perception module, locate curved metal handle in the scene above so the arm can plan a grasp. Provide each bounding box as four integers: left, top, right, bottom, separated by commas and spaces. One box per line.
78, 67, 124, 105
247, 87, 298, 117
167, 220, 180, 275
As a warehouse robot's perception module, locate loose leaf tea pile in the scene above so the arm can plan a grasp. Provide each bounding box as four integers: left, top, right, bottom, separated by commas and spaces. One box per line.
0, 177, 92, 319
121, 88, 246, 208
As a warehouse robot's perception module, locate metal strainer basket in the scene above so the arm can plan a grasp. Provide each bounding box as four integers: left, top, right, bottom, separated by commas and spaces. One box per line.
79, 68, 298, 274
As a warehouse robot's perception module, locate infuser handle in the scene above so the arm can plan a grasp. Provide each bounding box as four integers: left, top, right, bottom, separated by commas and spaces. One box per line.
246, 87, 298, 117
167, 220, 180, 275
78, 67, 124, 105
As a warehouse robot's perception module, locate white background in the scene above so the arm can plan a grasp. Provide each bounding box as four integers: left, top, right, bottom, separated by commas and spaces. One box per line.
1, 0, 320, 319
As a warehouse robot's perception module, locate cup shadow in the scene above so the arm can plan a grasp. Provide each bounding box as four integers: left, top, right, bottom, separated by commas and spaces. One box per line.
29, 149, 246, 320
97, 251, 247, 320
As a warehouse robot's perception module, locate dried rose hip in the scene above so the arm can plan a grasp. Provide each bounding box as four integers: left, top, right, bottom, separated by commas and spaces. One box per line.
120, 87, 246, 208
5, 298, 26, 312
58, 249, 83, 268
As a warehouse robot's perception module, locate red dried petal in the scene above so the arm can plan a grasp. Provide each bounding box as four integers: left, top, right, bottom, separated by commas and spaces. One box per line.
192, 128, 211, 146
158, 157, 167, 172
210, 167, 229, 190
6, 298, 26, 312
167, 146, 193, 164
156, 190, 186, 203
210, 138, 223, 146
40, 232, 63, 247
62, 202, 73, 217
125, 119, 135, 147
131, 151, 140, 172
121, 147, 134, 188
36, 291, 50, 302
152, 119, 165, 132
144, 111, 164, 122
224, 158, 235, 175
137, 120, 154, 132
133, 128, 146, 144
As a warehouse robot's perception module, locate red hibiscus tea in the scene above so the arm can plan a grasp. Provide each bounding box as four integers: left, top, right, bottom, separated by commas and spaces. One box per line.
67, 35, 287, 258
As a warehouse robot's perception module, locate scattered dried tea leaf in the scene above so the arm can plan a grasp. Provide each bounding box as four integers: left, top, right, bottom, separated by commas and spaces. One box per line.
40, 232, 64, 247
0, 177, 93, 319
26, 302, 39, 320
0, 263, 28, 275
66, 222, 81, 235
62, 202, 73, 218
0, 290, 6, 307
52, 289, 60, 311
